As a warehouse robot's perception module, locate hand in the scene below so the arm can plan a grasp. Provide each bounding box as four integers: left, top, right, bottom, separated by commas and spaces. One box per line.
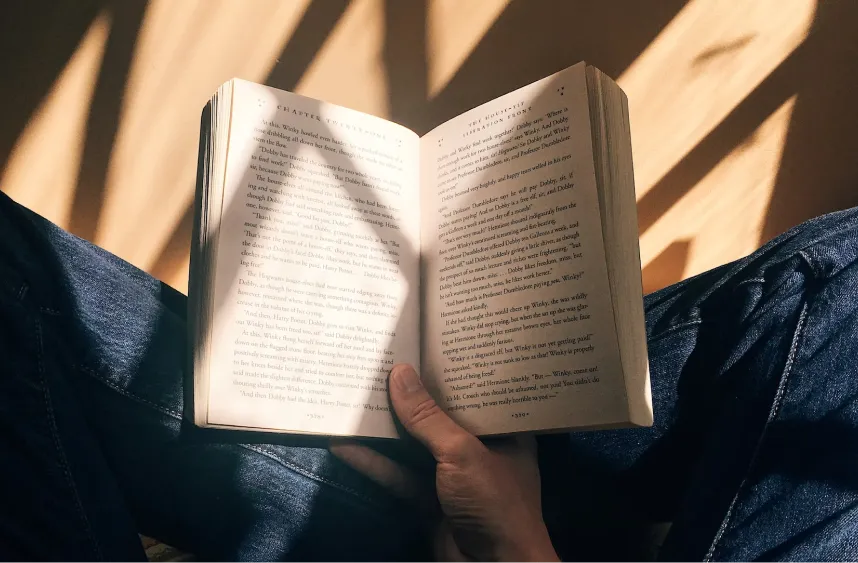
331, 364, 558, 561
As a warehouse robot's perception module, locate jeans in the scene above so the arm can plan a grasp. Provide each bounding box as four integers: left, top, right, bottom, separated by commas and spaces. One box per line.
0, 189, 856, 561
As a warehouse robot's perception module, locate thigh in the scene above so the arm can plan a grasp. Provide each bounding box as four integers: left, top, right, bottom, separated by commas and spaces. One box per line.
0, 193, 429, 561
540, 207, 858, 561
0, 203, 145, 560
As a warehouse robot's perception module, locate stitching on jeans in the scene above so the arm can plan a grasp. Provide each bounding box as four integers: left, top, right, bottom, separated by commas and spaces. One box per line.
703, 299, 810, 561
76, 364, 184, 420
648, 319, 704, 342
735, 277, 766, 288
797, 249, 823, 279
76, 366, 380, 507
240, 443, 379, 507
16, 282, 28, 301
36, 318, 104, 560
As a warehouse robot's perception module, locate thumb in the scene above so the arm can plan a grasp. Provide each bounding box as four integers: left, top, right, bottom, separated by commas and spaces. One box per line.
389, 364, 482, 464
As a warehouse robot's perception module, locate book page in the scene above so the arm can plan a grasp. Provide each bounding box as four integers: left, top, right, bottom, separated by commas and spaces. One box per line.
207, 80, 420, 438
420, 64, 628, 435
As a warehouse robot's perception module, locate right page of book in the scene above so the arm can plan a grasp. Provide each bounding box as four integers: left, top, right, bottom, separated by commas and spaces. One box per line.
420, 64, 629, 435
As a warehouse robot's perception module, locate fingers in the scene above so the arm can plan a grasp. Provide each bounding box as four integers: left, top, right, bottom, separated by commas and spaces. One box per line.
329, 441, 424, 502
388, 364, 482, 464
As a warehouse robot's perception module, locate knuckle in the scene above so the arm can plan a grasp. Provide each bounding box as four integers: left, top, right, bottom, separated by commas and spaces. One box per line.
443, 434, 476, 463
407, 397, 442, 427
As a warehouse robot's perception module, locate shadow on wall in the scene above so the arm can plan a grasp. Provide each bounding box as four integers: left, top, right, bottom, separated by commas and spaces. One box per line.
1, 0, 857, 295
635, 0, 858, 261
642, 240, 691, 296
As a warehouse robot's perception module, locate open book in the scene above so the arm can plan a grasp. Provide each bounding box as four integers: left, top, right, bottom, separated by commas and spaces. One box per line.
188, 62, 652, 438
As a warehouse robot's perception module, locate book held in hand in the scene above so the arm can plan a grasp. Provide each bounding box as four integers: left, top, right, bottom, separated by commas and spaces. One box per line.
188, 62, 652, 438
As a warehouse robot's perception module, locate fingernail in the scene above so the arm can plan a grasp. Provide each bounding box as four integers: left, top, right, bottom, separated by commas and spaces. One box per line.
392, 364, 422, 392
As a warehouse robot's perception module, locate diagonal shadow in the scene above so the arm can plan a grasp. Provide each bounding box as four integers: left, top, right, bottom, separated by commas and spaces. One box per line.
760, 0, 858, 242
247, 2, 687, 555
125, 3, 219, 151
151, 0, 690, 288
642, 240, 691, 295
171, 3, 426, 455
638, 0, 858, 244
635, 41, 805, 235
0, 0, 105, 174
67, 0, 148, 241
408, 0, 689, 134
149, 0, 353, 288
150, 206, 195, 285
233, 0, 427, 289
382, 0, 428, 130
265, 0, 352, 91
172, 2, 434, 548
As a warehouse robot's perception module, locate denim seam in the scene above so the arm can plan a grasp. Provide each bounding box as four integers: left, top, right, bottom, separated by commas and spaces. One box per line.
36, 316, 104, 560
16, 282, 28, 301
703, 298, 810, 561
797, 249, 823, 278
734, 277, 766, 288
76, 364, 185, 420
75, 365, 380, 508
648, 319, 704, 342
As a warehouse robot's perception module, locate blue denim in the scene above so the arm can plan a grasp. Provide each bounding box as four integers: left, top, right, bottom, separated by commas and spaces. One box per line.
0, 189, 856, 561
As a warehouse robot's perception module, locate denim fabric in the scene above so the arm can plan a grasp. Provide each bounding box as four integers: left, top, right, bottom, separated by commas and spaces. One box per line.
0, 189, 856, 561
0, 193, 426, 561
540, 207, 858, 561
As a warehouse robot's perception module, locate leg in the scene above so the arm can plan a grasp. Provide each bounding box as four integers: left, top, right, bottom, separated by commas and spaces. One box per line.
4, 186, 856, 560
540, 207, 858, 560
0, 192, 428, 561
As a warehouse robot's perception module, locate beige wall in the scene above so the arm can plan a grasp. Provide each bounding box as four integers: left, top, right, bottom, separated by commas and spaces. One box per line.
2, 0, 856, 294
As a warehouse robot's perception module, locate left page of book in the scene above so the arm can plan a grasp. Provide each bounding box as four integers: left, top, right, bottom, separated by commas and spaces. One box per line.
205, 80, 420, 438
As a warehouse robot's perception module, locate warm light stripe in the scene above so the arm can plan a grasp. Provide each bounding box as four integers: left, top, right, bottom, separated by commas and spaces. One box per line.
0, 11, 111, 227
427, 0, 510, 99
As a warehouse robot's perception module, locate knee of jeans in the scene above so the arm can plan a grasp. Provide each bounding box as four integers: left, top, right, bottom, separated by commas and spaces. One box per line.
779, 206, 858, 280
792, 254, 858, 367
797, 241, 858, 283
760, 242, 858, 422
725, 207, 858, 321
